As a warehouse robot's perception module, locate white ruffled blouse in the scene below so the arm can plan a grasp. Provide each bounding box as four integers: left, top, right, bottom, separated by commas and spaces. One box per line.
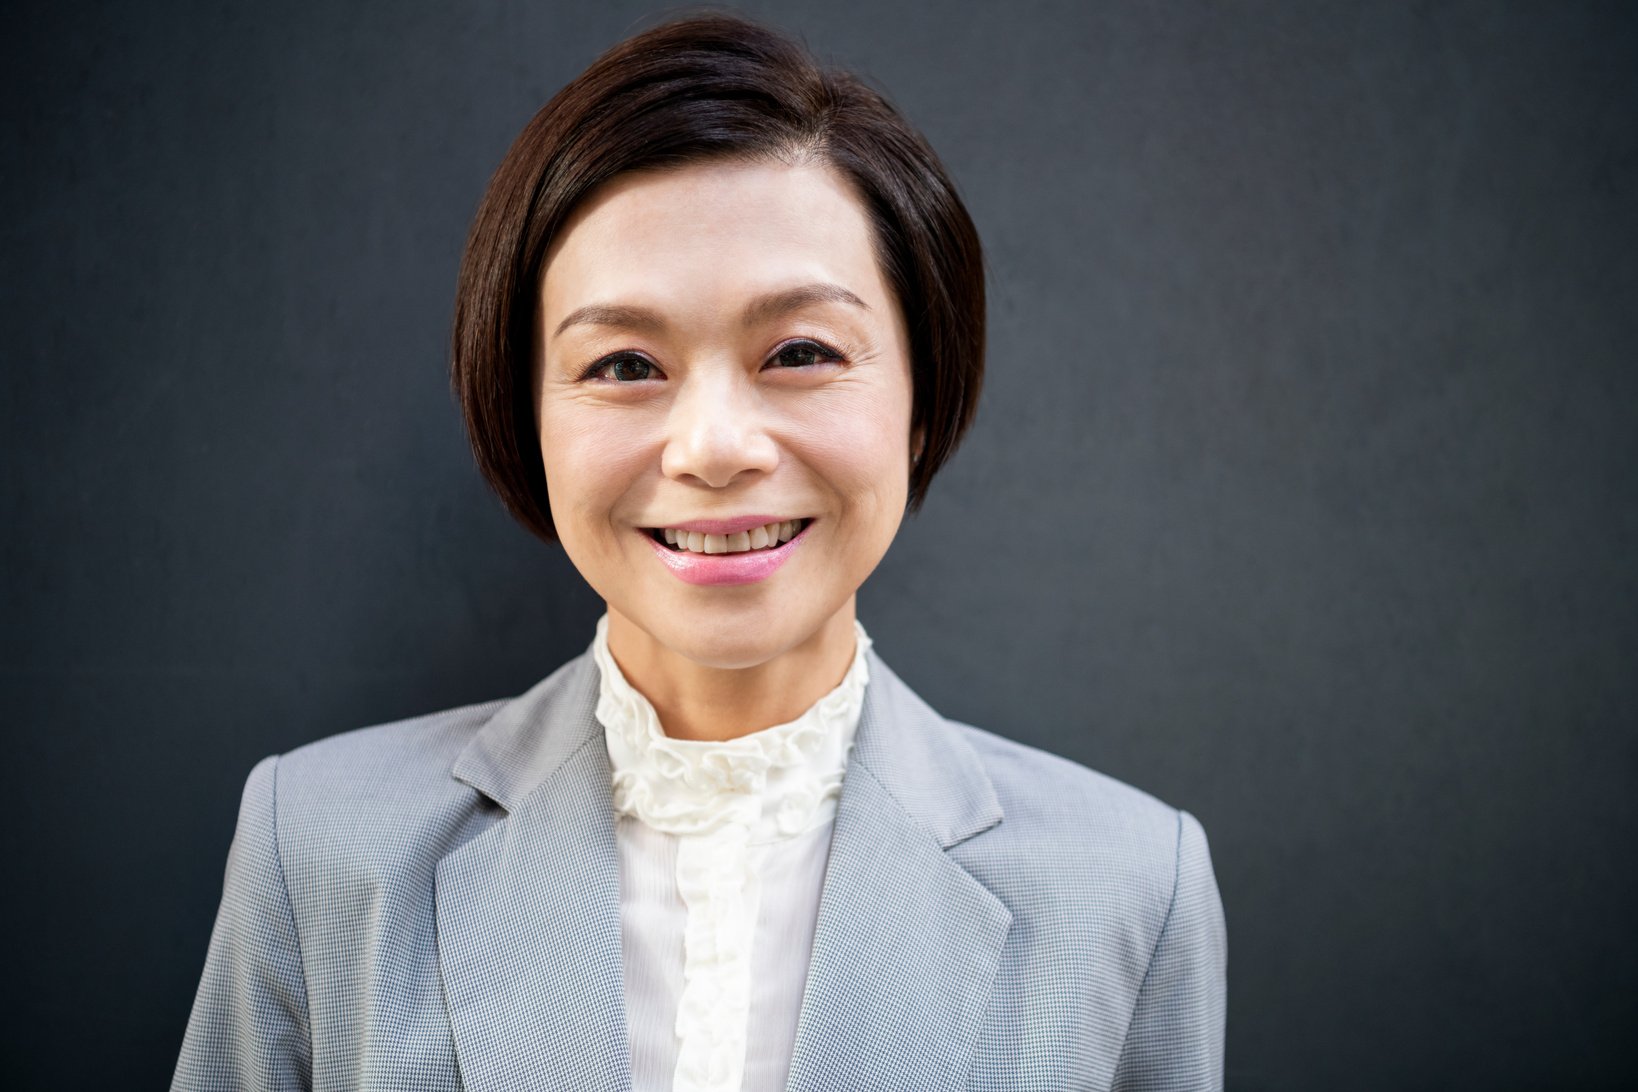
591, 614, 872, 1092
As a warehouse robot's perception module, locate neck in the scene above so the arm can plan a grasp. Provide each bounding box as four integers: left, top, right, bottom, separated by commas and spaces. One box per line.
604, 600, 860, 742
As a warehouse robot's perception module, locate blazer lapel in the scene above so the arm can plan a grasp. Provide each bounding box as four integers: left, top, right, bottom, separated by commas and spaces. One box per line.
436, 654, 633, 1092
784, 651, 1013, 1092
433, 643, 1010, 1092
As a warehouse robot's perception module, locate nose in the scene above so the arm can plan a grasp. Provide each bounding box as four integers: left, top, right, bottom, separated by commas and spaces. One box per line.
659, 365, 779, 488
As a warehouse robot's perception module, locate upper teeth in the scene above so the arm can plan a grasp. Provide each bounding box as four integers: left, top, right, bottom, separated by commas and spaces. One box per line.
661, 520, 803, 554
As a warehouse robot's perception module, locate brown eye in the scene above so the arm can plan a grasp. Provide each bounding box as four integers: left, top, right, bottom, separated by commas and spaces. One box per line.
769, 340, 841, 369
590, 354, 657, 382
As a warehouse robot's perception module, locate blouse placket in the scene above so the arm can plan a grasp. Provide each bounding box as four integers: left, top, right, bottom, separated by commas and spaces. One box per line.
592, 615, 870, 1092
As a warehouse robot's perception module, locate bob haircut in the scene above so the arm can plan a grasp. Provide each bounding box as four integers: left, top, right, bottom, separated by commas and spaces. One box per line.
451, 11, 986, 543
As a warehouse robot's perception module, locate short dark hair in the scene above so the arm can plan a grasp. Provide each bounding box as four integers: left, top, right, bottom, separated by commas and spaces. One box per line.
451, 11, 986, 543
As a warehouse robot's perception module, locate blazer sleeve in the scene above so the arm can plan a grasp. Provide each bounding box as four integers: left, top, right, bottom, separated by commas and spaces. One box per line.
1111, 809, 1228, 1092
173, 755, 313, 1092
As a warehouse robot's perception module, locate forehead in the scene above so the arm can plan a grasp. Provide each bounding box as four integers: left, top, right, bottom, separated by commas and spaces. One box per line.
540, 158, 889, 319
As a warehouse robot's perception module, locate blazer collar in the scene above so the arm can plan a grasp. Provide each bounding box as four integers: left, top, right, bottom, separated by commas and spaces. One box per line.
449, 651, 604, 812
450, 646, 1004, 845
438, 644, 1010, 1092
846, 647, 1004, 847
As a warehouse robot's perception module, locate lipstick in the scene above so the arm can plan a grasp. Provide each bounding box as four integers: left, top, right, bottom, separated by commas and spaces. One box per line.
643, 520, 812, 586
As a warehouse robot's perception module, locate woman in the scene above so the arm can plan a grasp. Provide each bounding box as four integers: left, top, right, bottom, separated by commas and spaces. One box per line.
175, 12, 1226, 1092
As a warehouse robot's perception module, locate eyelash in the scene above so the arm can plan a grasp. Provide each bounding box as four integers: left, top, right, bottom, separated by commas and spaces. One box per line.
575, 338, 849, 383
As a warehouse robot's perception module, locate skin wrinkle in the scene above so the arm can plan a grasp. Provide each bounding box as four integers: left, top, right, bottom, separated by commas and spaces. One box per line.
534, 159, 916, 742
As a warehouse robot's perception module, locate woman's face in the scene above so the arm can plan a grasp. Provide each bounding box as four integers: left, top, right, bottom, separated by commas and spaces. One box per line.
535, 158, 915, 669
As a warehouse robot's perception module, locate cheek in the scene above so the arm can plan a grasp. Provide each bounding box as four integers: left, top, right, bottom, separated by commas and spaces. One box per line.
791, 382, 913, 520
537, 404, 655, 533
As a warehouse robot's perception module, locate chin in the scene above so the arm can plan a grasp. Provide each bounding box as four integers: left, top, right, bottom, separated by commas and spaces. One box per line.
649, 609, 817, 671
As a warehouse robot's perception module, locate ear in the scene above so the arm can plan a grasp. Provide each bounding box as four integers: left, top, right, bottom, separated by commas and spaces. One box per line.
911, 424, 927, 465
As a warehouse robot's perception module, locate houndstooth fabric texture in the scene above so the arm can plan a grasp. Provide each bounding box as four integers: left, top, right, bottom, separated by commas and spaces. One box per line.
173, 645, 1226, 1091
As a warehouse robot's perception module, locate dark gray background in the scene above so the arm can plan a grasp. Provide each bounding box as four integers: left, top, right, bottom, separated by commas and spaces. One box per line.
4, 1, 1634, 1088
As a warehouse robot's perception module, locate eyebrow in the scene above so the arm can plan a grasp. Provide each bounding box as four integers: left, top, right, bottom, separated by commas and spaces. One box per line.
552, 282, 870, 339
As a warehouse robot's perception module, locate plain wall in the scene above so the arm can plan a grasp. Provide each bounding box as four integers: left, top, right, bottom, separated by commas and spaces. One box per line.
3, 1, 1635, 1088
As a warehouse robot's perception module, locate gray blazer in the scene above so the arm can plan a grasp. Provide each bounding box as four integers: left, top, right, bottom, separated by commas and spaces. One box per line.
174, 645, 1226, 1091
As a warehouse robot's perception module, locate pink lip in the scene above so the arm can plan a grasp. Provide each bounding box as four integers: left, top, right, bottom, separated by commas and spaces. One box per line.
652, 514, 797, 535
643, 520, 812, 586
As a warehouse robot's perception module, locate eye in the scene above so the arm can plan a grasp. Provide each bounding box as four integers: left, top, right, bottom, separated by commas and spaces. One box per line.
767, 339, 845, 370
581, 353, 660, 383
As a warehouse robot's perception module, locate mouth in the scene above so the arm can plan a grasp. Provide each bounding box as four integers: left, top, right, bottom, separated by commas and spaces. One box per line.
639, 518, 814, 586
646, 517, 813, 556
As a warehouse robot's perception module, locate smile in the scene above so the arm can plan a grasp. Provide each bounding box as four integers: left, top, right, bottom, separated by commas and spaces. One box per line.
649, 518, 811, 555
640, 518, 814, 586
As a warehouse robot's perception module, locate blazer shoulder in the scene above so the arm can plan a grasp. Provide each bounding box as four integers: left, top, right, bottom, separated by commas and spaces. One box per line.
255, 696, 508, 878
276, 695, 506, 798
945, 718, 1201, 922
953, 718, 1185, 833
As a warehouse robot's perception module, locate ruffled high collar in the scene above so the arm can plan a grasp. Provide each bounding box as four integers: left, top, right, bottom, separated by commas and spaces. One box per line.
591, 613, 871, 845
